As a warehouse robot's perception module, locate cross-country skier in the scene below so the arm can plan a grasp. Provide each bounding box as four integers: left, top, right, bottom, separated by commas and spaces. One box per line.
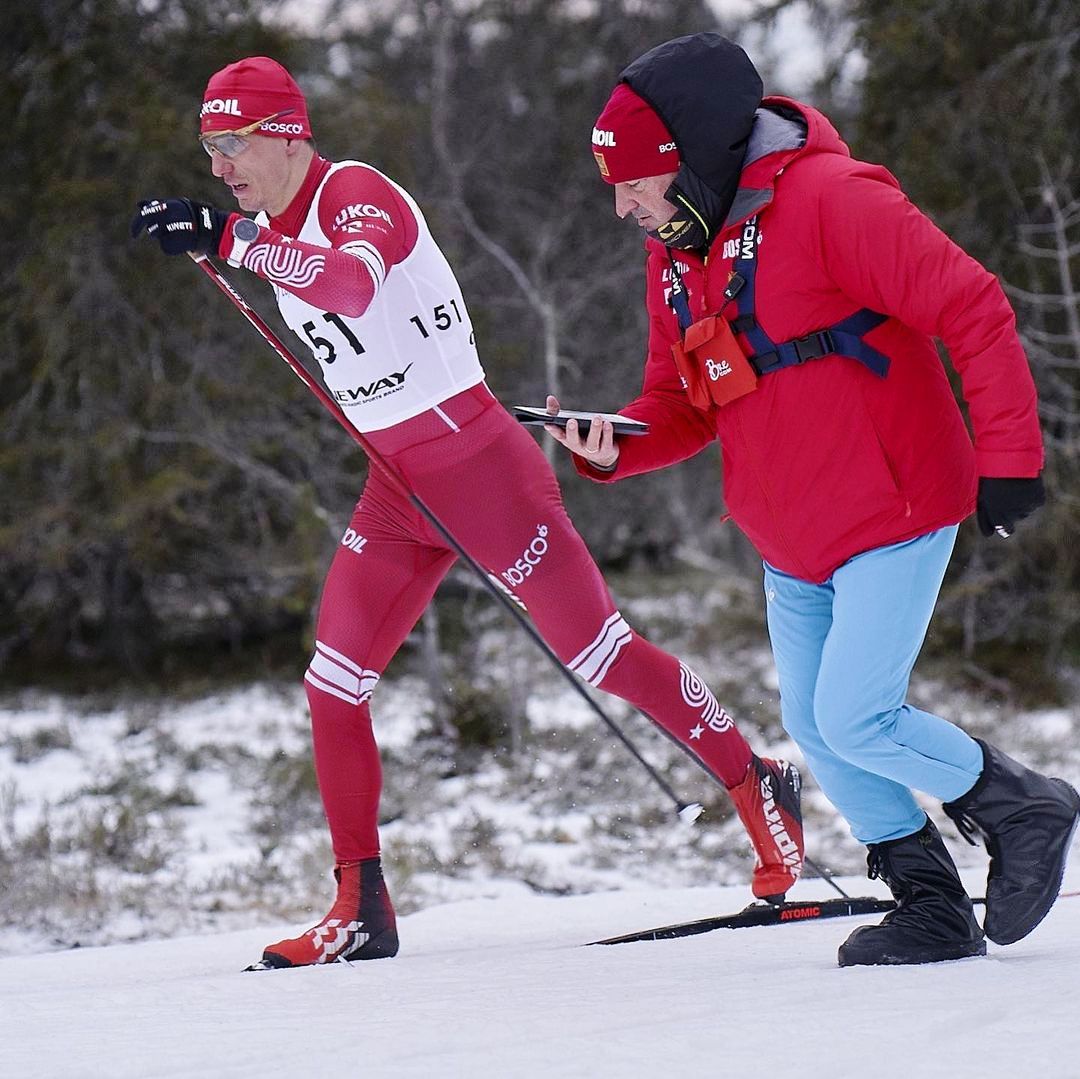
130, 55, 804, 969
548, 31, 1080, 966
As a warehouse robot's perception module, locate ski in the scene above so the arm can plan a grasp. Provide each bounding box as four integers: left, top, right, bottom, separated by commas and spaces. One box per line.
589, 896, 901, 945
589, 889, 1080, 946
243, 891, 1080, 964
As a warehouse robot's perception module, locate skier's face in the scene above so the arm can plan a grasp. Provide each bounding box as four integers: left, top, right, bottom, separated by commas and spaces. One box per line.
209, 133, 297, 216
613, 172, 679, 231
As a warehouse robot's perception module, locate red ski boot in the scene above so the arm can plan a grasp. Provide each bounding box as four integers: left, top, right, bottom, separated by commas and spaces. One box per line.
250, 857, 399, 970
728, 756, 804, 903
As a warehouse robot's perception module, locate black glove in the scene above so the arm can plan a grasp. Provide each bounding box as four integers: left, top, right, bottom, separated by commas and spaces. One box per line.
975, 476, 1045, 538
130, 198, 229, 256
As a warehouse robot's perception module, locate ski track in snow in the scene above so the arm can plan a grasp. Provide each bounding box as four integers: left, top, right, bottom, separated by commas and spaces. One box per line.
2, 869, 1078, 1079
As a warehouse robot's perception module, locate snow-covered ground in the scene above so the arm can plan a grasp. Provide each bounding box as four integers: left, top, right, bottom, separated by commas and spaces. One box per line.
3, 574, 1079, 1076
2, 869, 1079, 1079
0, 581, 852, 956
3, 658, 1077, 957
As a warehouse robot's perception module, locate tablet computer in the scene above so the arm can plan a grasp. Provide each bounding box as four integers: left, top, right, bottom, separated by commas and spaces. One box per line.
513, 406, 649, 436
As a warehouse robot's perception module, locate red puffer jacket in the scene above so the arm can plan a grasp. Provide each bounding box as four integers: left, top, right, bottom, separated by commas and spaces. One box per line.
582, 97, 1043, 583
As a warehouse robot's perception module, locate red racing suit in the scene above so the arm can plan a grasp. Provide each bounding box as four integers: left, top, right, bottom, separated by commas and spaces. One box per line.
578, 98, 1044, 584
216, 155, 757, 861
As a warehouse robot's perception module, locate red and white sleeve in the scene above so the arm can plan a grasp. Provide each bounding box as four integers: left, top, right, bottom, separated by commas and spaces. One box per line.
218, 166, 419, 318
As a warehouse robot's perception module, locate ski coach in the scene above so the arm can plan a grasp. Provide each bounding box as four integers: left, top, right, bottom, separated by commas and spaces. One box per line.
546, 32, 1080, 967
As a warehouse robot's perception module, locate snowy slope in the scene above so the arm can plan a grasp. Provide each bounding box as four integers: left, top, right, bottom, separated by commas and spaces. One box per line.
3, 869, 1078, 1079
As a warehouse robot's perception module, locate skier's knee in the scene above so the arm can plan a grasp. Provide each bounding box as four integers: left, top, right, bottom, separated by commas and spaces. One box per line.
305, 639, 381, 706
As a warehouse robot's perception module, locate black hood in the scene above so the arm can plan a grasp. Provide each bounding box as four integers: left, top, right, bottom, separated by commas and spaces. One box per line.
621, 33, 763, 242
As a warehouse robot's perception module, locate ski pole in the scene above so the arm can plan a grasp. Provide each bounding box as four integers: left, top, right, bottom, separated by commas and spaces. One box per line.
802, 856, 851, 899
187, 253, 704, 824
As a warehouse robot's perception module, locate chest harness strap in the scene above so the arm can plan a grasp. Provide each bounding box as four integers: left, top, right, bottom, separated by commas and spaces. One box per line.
668, 217, 891, 379
730, 216, 890, 378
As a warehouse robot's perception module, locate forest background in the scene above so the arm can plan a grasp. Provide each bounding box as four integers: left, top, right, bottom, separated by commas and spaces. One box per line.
3, 0, 1079, 703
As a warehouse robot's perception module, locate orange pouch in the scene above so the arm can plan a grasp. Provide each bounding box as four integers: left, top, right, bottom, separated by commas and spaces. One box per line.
683, 315, 757, 407
670, 340, 712, 411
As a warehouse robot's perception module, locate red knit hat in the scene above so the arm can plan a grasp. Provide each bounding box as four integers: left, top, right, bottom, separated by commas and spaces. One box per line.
591, 83, 680, 184
200, 56, 312, 138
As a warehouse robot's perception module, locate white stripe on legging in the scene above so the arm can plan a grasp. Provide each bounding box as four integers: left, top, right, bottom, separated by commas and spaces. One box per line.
569, 613, 632, 686
306, 641, 380, 704
305, 668, 360, 705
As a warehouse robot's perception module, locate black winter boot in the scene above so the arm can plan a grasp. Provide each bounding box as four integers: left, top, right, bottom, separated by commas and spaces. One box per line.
943, 739, 1080, 946
838, 818, 986, 967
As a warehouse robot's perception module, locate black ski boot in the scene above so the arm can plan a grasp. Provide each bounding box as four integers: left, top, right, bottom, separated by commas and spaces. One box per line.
838, 818, 986, 967
943, 739, 1080, 946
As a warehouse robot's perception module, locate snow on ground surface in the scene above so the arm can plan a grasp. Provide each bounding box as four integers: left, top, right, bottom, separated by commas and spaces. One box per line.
2, 869, 1079, 1079
3, 573, 1080, 1076
3, 663, 1077, 956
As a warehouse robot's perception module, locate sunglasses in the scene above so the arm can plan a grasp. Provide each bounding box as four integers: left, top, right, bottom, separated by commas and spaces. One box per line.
199, 109, 296, 158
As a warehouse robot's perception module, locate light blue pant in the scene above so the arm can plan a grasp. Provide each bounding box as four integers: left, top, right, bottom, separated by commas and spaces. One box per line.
764, 527, 983, 845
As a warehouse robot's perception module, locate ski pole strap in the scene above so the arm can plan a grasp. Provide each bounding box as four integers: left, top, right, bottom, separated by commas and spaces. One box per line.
730, 217, 892, 380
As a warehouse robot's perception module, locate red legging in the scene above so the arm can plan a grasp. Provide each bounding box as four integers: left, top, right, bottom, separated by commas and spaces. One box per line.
305, 384, 752, 860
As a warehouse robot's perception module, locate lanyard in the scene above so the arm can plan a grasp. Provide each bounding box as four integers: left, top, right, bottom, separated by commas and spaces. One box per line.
667, 241, 748, 339
667, 255, 695, 334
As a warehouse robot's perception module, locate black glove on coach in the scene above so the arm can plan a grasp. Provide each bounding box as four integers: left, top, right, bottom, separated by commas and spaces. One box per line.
975, 476, 1046, 538
130, 198, 230, 256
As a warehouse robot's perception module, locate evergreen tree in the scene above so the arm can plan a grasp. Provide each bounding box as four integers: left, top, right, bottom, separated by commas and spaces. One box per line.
850, 0, 1080, 672
0, 0, 346, 679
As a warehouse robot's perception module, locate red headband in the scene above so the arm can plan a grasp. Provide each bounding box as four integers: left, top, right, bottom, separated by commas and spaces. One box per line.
591, 83, 680, 184
200, 56, 312, 139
